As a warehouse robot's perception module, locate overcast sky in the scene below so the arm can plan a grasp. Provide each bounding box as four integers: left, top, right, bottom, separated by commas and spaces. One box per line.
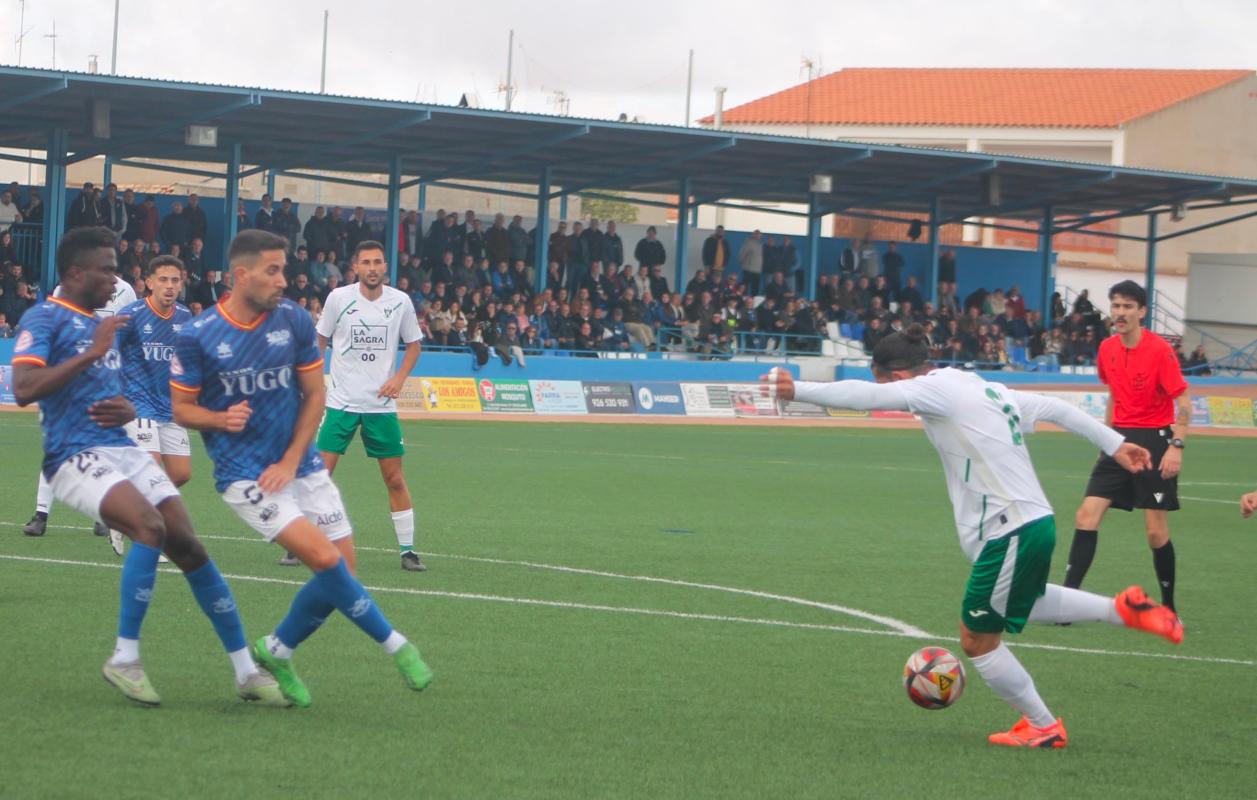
3, 0, 1255, 125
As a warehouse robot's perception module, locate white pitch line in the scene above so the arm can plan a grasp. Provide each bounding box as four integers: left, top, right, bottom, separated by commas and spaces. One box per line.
1179, 495, 1238, 506
2, 549, 1252, 668
0, 553, 907, 639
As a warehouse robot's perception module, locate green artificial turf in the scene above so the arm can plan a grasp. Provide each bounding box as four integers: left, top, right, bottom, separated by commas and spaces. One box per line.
1, 412, 1254, 799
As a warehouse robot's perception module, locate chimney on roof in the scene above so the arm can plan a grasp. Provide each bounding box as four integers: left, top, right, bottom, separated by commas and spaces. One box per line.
713, 87, 727, 129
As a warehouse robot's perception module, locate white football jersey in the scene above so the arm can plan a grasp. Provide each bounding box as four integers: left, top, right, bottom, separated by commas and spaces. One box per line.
794, 368, 1124, 561
53, 276, 137, 319
316, 284, 421, 413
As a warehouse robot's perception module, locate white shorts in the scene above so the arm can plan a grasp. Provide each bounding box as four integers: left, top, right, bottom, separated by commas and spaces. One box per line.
125, 419, 192, 457
49, 446, 181, 524
221, 469, 353, 543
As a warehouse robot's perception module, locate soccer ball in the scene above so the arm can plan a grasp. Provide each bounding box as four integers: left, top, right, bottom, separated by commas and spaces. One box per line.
903, 646, 966, 709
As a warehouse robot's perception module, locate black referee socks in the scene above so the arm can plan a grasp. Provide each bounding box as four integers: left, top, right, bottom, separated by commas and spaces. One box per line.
1064, 529, 1098, 589
1152, 540, 1176, 612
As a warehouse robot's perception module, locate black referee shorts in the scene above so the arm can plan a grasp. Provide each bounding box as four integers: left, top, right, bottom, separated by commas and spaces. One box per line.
1084, 426, 1179, 512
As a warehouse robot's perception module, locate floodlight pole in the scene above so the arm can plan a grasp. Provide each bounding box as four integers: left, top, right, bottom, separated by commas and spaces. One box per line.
504, 29, 515, 111
110, 0, 120, 74
1145, 214, 1158, 324
1039, 206, 1054, 324
684, 49, 694, 126
319, 10, 329, 93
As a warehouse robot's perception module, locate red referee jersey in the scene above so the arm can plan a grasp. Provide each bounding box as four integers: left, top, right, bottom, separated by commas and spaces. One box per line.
1097, 330, 1187, 428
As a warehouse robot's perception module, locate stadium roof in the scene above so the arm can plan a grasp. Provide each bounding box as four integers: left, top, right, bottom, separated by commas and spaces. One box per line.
3, 65, 1257, 221
701, 68, 1254, 129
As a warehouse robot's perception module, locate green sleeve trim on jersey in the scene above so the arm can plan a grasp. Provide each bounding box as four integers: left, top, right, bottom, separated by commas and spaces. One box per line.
964, 458, 971, 483
978, 494, 987, 541
333, 299, 357, 326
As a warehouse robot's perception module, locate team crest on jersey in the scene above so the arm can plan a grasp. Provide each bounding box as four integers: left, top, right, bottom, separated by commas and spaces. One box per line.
216, 342, 234, 359
172, 324, 183, 333
14, 329, 33, 352
383, 302, 403, 319
143, 323, 154, 334
266, 329, 291, 346
73, 318, 86, 329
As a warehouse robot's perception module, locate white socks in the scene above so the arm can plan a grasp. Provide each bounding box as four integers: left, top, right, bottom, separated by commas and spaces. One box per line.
970, 643, 1055, 729
109, 637, 140, 665
382, 630, 408, 655
228, 648, 258, 683
1028, 584, 1122, 626
35, 472, 53, 515
264, 633, 294, 660
391, 508, 415, 553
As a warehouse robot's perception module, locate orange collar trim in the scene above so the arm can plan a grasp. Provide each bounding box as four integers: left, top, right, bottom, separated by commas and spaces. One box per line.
146, 296, 174, 320
216, 297, 268, 331
48, 297, 94, 318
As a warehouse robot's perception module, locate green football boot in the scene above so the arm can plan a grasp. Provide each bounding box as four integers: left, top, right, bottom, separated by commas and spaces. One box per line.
251, 637, 311, 708
102, 660, 161, 706
394, 643, 433, 691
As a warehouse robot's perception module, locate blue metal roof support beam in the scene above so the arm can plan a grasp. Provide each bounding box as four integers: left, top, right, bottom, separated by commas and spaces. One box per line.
223, 142, 242, 266
66, 93, 261, 164
927, 197, 942, 311
385, 155, 402, 285
108, 159, 229, 180
41, 128, 68, 295
1145, 215, 1158, 322
819, 159, 998, 217
555, 137, 736, 198
102, 156, 112, 187
534, 166, 551, 295
559, 194, 568, 223
1153, 207, 1257, 243
401, 124, 590, 190
1051, 183, 1228, 233
238, 110, 432, 178
709, 201, 809, 218
805, 193, 821, 302
0, 76, 67, 113
0, 151, 45, 165
427, 180, 538, 201
942, 170, 1117, 225
692, 148, 873, 205
276, 170, 388, 190
1039, 207, 1054, 325
675, 178, 692, 296
963, 214, 1148, 243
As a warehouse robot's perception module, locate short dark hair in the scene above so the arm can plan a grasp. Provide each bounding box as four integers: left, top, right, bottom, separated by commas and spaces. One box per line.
227, 229, 289, 266
145, 255, 184, 277
56, 226, 116, 279
353, 240, 386, 261
872, 323, 931, 372
1108, 279, 1146, 308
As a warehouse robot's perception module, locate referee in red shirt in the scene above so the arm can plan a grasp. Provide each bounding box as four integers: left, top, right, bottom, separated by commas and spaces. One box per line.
1065, 280, 1189, 613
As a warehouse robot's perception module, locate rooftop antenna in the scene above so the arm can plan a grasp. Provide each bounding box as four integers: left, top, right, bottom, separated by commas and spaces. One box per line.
15, 0, 34, 66
88, 54, 99, 73
319, 10, 329, 93
44, 19, 57, 69
110, 0, 120, 73
498, 29, 516, 111
801, 55, 817, 138
684, 49, 694, 126
547, 89, 570, 117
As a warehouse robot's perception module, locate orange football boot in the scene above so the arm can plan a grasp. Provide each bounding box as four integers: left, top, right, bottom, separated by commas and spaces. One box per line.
988, 716, 1068, 748
1115, 585, 1184, 644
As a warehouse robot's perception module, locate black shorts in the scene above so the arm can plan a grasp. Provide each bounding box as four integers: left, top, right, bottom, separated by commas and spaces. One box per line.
1084, 426, 1179, 512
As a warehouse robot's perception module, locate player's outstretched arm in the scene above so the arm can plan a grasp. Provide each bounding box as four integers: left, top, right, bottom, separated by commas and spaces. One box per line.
257, 365, 325, 493
1241, 490, 1257, 519
1011, 390, 1129, 458
760, 368, 914, 412
12, 316, 129, 406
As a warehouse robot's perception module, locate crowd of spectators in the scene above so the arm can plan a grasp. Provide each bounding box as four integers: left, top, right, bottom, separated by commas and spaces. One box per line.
0, 183, 1218, 373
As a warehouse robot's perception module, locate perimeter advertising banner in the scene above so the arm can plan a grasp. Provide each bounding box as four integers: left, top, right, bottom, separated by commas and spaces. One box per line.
1191, 395, 1212, 427
729, 383, 779, 417
418, 377, 481, 412
632, 382, 687, 415
0, 365, 12, 405
780, 399, 829, 418
397, 377, 431, 412
679, 383, 735, 417
529, 380, 588, 414
477, 378, 534, 413
1205, 396, 1254, 428
583, 381, 636, 414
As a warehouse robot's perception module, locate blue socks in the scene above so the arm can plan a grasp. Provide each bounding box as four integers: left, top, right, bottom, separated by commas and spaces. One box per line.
117, 541, 161, 639
274, 576, 336, 650
184, 560, 247, 653
275, 558, 394, 650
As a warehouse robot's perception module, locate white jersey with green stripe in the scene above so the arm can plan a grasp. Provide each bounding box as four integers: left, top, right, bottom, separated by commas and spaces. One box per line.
793, 368, 1124, 562
316, 284, 422, 413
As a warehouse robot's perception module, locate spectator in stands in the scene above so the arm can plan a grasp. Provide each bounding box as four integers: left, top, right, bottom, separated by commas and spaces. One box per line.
345, 206, 373, 253
985, 288, 1007, 317
160, 200, 191, 252
862, 316, 887, 352
568, 221, 592, 288
194, 269, 230, 307
21, 188, 43, 228
288, 245, 312, 284
275, 197, 301, 250
484, 213, 511, 266
97, 184, 124, 240
781, 235, 801, 291
763, 270, 789, 303
1186, 345, 1210, 375
510, 260, 530, 295
870, 275, 892, 308
883, 241, 905, 290
304, 206, 333, 256
130, 238, 151, 272
235, 198, 251, 232
465, 218, 486, 263
310, 249, 337, 289
635, 226, 667, 274
582, 219, 605, 267
0, 311, 11, 337
183, 193, 208, 243
548, 221, 570, 267
938, 248, 957, 284
737, 229, 763, 295
399, 210, 422, 258
254, 194, 276, 231
762, 234, 782, 282
328, 206, 348, 260
1006, 285, 1027, 319
601, 220, 624, 267
865, 295, 888, 325
184, 238, 206, 284
0, 191, 20, 232
939, 281, 961, 319
67, 182, 103, 229
508, 214, 531, 264
649, 264, 670, 298
896, 275, 924, 310
1050, 291, 1066, 322
698, 310, 731, 357
619, 286, 654, 350
1072, 288, 1095, 316
284, 272, 318, 305
701, 225, 731, 275
0, 280, 35, 325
